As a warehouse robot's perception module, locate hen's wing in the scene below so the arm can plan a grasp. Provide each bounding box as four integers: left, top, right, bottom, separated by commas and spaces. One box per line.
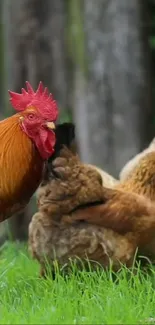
68, 190, 155, 238
37, 147, 104, 217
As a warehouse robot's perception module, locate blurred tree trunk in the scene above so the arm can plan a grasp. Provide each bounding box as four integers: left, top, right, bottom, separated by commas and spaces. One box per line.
0, 0, 4, 118
74, 0, 153, 177
3, 0, 68, 112
2, 0, 68, 240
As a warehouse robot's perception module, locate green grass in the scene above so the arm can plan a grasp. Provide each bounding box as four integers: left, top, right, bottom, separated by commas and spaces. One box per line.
0, 243, 155, 324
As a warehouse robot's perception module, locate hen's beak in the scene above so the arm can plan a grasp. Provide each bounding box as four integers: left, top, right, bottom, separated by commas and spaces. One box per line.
46, 122, 55, 130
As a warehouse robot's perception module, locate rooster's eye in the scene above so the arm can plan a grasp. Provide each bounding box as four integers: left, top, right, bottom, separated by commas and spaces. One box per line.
28, 113, 35, 120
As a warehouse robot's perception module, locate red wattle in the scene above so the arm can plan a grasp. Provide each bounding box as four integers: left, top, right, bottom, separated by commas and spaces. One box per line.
35, 129, 56, 160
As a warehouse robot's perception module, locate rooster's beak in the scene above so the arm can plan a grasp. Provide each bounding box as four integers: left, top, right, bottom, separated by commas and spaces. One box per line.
46, 122, 55, 130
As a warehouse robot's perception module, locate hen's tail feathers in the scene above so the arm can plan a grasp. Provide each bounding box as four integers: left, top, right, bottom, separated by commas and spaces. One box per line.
51, 122, 76, 161
43, 123, 76, 183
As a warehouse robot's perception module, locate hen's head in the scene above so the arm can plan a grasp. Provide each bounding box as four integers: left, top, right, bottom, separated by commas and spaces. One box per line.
9, 81, 58, 160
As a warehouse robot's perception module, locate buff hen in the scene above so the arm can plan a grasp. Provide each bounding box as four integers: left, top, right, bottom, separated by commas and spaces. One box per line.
119, 138, 155, 181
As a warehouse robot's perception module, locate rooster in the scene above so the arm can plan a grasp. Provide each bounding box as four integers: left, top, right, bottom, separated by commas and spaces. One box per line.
0, 81, 58, 222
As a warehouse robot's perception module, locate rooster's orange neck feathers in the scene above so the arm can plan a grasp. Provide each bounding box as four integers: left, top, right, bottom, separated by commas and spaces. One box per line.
0, 114, 43, 219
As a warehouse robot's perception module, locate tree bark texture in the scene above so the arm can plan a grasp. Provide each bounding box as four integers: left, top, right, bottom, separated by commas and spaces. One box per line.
3, 0, 68, 112
74, 0, 153, 177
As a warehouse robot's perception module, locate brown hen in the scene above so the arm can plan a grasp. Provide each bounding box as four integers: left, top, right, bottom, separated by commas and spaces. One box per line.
29, 124, 147, 276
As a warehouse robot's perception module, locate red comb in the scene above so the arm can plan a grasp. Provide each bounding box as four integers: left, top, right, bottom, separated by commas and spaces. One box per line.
8, 81, 58, 121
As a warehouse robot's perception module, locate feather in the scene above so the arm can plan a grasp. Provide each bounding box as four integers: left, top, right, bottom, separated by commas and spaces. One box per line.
0, 115, 43, 221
